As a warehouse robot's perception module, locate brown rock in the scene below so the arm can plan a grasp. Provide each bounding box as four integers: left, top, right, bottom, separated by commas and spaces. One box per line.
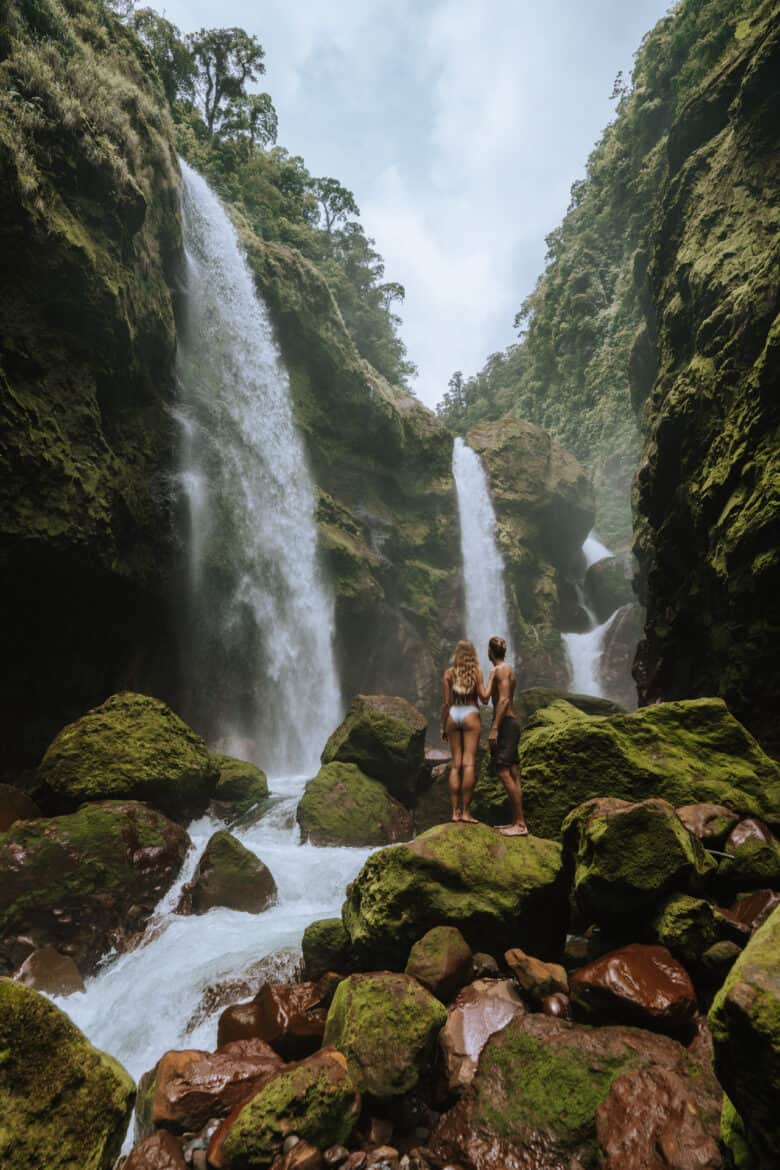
405, 927, 473, 1003
186, 950, 301, 1031
541, 993, 571, 1019
151, 1040, 283, 1132
438, 978, 524, 1094
345, 1155, 367, 1170
367, 1148, 398, 1169
369, 1118, 394, 1146
0, 784, 40, 832
281, 1141, 324, 1170
676, 803, 739, 847
217, 979, 332, 1059
570, 943, 697, 1039
724, 888, 780, 933
15, 946, 85, 995
469, 953, 500, 979
323, 1146, 350, 1167
125, 1131, 187, 1170
504, 947, 568, 1004
177, 831, 277, 915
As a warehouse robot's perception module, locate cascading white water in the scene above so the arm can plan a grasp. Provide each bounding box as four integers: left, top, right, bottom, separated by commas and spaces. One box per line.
562, 529, 613, 696
452, 437, 515, 673
176, 160, 340, 774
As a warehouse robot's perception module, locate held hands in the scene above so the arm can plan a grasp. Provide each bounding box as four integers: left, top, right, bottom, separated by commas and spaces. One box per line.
441, 727, 448, 743
488, 727, 498, 750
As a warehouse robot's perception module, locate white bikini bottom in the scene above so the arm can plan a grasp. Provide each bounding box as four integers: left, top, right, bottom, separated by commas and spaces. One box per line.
450, 705, 479, 726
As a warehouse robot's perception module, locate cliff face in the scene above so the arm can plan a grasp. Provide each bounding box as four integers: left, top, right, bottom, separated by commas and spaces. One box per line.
633, 3, 780, 749
0, 0, 182, 770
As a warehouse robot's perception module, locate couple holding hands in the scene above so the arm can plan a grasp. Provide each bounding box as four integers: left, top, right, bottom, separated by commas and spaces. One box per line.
440, 635, 528, 836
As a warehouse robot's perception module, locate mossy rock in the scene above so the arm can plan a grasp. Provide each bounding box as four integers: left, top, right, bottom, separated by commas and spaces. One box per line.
342, 821, 567, 969
38, 692, 219, 819
515, 688, 624, 731
584, 554, 634, 623
323, 972, 446, 1098
715, 819, 780, 893
320, 694, 427, 804
562, 797, 715, 928
301, 918, 352, 981
210, 755, 269, 822
0, 800, 190, 973
650, 893, 745, 970
177, 831, 277, 915
405, 925, 472, 1002
520, 698, 779, 840
297, 762, 412, 847
218, 1047, 359, 1168
0, 978, 135, 1170
709, 904, 780, 1170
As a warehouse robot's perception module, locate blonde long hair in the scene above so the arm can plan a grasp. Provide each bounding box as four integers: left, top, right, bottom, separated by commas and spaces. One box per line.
452, 639, 479, 698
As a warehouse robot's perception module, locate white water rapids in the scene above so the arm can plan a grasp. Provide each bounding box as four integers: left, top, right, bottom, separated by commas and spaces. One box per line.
562, 530, 615, 696
452, 437, 515, 674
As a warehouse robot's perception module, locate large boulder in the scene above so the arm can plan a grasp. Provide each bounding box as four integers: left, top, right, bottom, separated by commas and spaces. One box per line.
0, 800, 189, 973
210, 755, 269, 823
569, 944, 698, 1039
438, 979, 525, 1095
709, 904, 780, 1170
0, 978, 135, 1170
515, 688, 623, 730
584, 553, 634, 623
431, 1012, 722, 1170
320, 694, 427, 804
562, 796, 715, 927
37, 692, 218, 818
210, 1048, 359, 1169
405, 926, 473, 1003
297, 762, 412, 847
177, 831, 276, 915
301, 918, 352, 981
322, 972, 446, 1098
342, 822, 568, 969
650, 894, 747, 971
217, 979, 334, 1059
520, 698, 780, 840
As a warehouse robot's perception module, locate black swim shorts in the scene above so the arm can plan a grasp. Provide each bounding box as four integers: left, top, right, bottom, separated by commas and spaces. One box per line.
493, 714, 521, 769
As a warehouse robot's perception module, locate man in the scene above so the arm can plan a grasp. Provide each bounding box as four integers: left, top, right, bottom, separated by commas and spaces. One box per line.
486, 635, 528, 836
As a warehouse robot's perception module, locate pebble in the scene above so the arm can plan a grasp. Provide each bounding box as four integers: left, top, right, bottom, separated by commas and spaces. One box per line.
284, 1135, 302, 1154
324, 1147, 350, 1166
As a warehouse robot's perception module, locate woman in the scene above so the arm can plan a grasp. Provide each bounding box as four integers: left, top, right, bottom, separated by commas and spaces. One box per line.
441, 639, 490, 823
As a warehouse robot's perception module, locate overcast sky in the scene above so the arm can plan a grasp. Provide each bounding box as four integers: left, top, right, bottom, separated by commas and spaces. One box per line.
162, 0, 671, 407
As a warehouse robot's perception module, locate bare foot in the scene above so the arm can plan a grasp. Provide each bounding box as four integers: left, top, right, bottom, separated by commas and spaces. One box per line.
460, 813, 480, 824
451, 810, 462, 822
499, 822, 529, 836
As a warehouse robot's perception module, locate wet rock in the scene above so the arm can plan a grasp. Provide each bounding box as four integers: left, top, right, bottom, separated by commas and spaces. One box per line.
186, 950, 301, 1031
217, 978, 335, 1058
37, 691, 218, 818
520, 697, 779, 841
0, 800, 189, 973
125, 1131, 187, 1170
342, 822, 567, 970
14, 945, 85, 996
562, 796, 714, 927
431, 1013, 722, 1170
599, 602, 644, 711
504, 947, 568, 1004
438, 978, 525, 1095
0, 978, 134, 1170
297, 763, 413, 847
323, 972, 446, 1099
570, 943, 698, 1039
366, 1147, 399, 1169
676, 803, 740, 848
709, 904, 780, 1169
716, 818, 780, 892
323, 1146, 350, 1167
584, 553, 634, 623
279, 1140, 324, 1170
210, 754, 269, 822
405, 927, 472, 1003
321, 694, 427, 805
209, 1048, 359, 1169
177, 830, 277, 915
0, 783, 40, 832
541, 993, 571, 1019
469, 952, 500, 979
723, 888, 780, 933
650, 893, 748, 970
302, 918, 352, 981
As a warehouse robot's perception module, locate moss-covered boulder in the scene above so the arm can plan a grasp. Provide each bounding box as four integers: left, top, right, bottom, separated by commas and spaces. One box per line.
405, 926, 473, 1003
296, 762, 412, 847
715, 818, 780, 893
521, 698, 779, 840
38, 693, 218, 819
584, 553, 634, 623
176, 831, 276, 915
210, 756, 269, 822
650, 893, 746, 971
709, 905, 780, 1170
301, 918, 352, 981
320, 695, 427, 804
0, 978, 135, 1170
342, 821, 567, 969
562, 797, 715, 927
213, 1047, 359, 1169
323, 972, 446, 1098
0, 800, 189, 972
515, 688, 624, 730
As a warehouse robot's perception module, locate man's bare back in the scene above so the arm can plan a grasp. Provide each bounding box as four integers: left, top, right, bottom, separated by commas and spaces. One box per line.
486, 642, 527, 835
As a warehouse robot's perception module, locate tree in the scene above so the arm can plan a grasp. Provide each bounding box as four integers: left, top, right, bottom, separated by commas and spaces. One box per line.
187, 27, 266, 138
131, 8, 195, 105
221, 92, 278, 148
311, 177, 360, 234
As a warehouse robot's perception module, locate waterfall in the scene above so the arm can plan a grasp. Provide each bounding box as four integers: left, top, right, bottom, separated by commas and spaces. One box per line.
452, 437, 514, 674
562, 529, 613, 696
175, 161, 341, 774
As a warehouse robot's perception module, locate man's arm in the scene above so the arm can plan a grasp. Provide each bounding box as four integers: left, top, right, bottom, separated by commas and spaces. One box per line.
489, 668, 511, 748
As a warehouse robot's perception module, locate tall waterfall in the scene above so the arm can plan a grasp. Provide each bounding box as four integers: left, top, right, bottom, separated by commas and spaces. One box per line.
452, 437, 514, 673
176, 161, 340, 773
562, 530, 614, 696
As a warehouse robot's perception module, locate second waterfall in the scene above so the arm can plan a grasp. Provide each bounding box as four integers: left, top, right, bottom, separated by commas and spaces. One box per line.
175, 161, 341, 774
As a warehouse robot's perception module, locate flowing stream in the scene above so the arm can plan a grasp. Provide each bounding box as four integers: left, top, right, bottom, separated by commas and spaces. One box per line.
561, 530, 614, 696
452, 437, 515, 673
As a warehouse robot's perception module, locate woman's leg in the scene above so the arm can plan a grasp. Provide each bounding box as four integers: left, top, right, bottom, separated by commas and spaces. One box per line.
447, 718, 463, 821
459, 712, 481, 823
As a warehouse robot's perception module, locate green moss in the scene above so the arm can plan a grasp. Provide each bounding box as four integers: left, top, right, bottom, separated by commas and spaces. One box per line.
0, 979, 135, 1170
296, 761, 411, 847
404, 925, 471, 1000
320, 695, 427, 804
211, 755, 269, 819
302, 918, 351, 980
650, 893, 741, 967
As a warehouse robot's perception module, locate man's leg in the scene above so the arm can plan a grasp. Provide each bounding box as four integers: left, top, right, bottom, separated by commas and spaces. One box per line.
497, 762, 528, 835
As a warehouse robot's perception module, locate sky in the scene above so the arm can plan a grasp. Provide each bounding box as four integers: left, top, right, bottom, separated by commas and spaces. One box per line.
162, 0, 671, 408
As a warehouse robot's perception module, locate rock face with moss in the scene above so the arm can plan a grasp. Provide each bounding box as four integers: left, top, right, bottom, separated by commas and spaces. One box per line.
0, 800, 189, 973
520, 697, 780, 841
321, 694, 427, 803
297, 762, 412, 847
709, 904, 780, 1170
342, 821, 567, 969
177, 831, 277, 915
0, 978, 135, 1170
38, 692, 218, 818
210, 756, 269, 823
0, 0, 182, 773
633, 6, 780, 752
